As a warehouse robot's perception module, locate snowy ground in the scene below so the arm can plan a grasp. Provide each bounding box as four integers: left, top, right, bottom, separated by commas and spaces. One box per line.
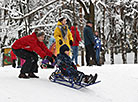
0, 64, 138, 102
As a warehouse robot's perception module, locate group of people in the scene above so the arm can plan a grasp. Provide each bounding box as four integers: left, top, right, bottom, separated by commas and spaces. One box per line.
11, 17, 101, 84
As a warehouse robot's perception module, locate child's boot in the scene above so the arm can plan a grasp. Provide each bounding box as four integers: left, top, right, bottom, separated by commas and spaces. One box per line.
88, 73, 98, 84
84, 74, 93, 83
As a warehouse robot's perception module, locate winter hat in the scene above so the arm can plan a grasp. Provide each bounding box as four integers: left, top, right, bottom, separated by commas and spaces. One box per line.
86, 20, 93, 24
58, 17, 66, 22
36, 30, 45, 37
60, 44, 69, 54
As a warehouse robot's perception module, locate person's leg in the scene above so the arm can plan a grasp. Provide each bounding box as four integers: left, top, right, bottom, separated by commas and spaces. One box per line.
91, 46, 97, 64
96, 49, 98, 64
74, 46, 78, 65
13, 49, 38, 76
29, 52, 38, 73
71, 46, 75, 61
85, 45, 90, 66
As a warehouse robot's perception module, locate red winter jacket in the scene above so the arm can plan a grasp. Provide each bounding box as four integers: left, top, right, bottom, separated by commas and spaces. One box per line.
71, 26, 81, 46
10, 50, 17, 60
12, 32, 53, 59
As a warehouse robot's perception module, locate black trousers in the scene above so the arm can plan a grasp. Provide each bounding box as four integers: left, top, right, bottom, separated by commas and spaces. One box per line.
85, 44, 97, 65
12, 49, 38, 74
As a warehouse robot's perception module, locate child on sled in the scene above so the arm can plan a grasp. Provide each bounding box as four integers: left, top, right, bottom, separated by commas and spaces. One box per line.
50, 44, 98, 84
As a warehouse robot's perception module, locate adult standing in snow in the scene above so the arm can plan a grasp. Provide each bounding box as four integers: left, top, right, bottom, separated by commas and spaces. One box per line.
94, 31, 101, 66
12, 28, 56, 79
83, 20, 97, 66
54, 17, 73, 55
71, 23, 81, 67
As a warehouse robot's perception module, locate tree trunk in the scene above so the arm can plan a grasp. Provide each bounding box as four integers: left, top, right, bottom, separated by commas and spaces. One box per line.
122, 18, 127, 64
100, 7, 106, 64
134, 33, 138, 64
79, 7, 84, 66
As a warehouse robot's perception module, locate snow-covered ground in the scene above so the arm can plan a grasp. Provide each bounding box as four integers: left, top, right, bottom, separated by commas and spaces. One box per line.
0, 64, 138, 102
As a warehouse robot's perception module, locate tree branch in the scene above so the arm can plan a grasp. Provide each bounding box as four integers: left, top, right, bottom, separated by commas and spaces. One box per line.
0, 0, 59, 20
76, 0, 88, 15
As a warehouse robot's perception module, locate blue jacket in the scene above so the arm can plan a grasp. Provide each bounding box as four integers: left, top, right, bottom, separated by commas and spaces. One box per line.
83, 25, 95, 46
94, 36, 101, 49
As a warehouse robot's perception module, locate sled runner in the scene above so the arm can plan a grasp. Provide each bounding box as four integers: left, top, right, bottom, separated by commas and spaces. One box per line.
49, 69, 101, 90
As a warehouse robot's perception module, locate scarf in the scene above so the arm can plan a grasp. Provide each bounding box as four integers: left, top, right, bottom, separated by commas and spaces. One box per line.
58, 25, 68, 40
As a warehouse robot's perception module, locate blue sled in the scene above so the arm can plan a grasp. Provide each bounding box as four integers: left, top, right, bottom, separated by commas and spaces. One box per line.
53, 80, 101, 90
49, 72, 101, 90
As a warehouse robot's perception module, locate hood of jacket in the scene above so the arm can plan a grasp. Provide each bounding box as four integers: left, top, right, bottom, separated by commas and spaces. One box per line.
71, 26, 78, 31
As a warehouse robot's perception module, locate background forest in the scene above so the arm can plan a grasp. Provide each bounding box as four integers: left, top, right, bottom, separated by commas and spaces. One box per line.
0, 0, 137, 65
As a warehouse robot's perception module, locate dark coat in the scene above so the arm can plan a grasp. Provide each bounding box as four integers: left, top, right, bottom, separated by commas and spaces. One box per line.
55, 53, 77, 77
83, 25, 95, 46
12, 32, 53, 59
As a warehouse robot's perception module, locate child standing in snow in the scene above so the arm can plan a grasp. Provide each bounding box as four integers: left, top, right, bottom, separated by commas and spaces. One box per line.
94, 31, 101, 66
53, 44, 98, 84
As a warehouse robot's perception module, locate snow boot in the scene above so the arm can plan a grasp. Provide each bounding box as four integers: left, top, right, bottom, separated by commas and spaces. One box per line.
76, 73, 84, 84
83, 74, 93, 83
88, 73, 98, 84
28, 73, 39, 78
18, 73, 29, 79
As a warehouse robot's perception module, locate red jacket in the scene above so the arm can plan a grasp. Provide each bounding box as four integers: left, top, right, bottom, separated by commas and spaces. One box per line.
71, 26, 81, 46
12, 32, 53, 59
10, 50, 17, 60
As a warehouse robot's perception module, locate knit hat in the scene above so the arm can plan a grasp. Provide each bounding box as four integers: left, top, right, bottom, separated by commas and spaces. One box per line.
86, 20, 93, 24
58, 17, 66, 22
36, 30, 45, 37
60, 44, 69, 54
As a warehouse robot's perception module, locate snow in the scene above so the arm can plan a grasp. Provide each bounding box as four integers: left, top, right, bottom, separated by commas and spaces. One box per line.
0, 64, 138, 102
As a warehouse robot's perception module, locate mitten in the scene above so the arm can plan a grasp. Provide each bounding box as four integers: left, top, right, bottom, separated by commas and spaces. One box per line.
52, 54, 56, 60
59, 39, 63, 45
44, 56, 53, 63
69, 40, 73, 46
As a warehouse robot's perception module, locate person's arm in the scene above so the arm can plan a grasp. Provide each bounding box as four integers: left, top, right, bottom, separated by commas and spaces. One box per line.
39, 42, 53, 57
68, 29, 73, 41
54, 27, 62, 44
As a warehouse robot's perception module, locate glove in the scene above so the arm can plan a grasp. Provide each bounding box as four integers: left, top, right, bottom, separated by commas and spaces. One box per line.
52, 54, 56, 60
69, 40, 73, 46
44, 56, 53, 63
12, 59, 16, 68
59, 39, 63, 45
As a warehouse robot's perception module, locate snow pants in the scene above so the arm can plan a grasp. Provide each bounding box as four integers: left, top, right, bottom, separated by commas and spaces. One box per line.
71, 46, 79, 65
12, 49, 38, 74
60, 67, 85, 82
96, 48, 100, 64
85, 44, 97, 65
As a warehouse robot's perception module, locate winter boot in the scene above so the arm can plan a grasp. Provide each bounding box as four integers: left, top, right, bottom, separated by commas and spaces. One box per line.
28, 73, 39, 78
76, 64, 80, 67
84, 74, 93, 83
18, 73, 29, 79
88, 73, 98, 84
76, 73, 84, 84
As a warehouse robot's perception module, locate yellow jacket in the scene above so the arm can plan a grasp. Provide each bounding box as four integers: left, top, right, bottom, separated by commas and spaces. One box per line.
54, 21, 73, 55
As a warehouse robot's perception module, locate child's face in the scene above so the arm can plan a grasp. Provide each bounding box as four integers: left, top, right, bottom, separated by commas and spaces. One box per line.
64, 50, 69, 55
95, 32, 98, 36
